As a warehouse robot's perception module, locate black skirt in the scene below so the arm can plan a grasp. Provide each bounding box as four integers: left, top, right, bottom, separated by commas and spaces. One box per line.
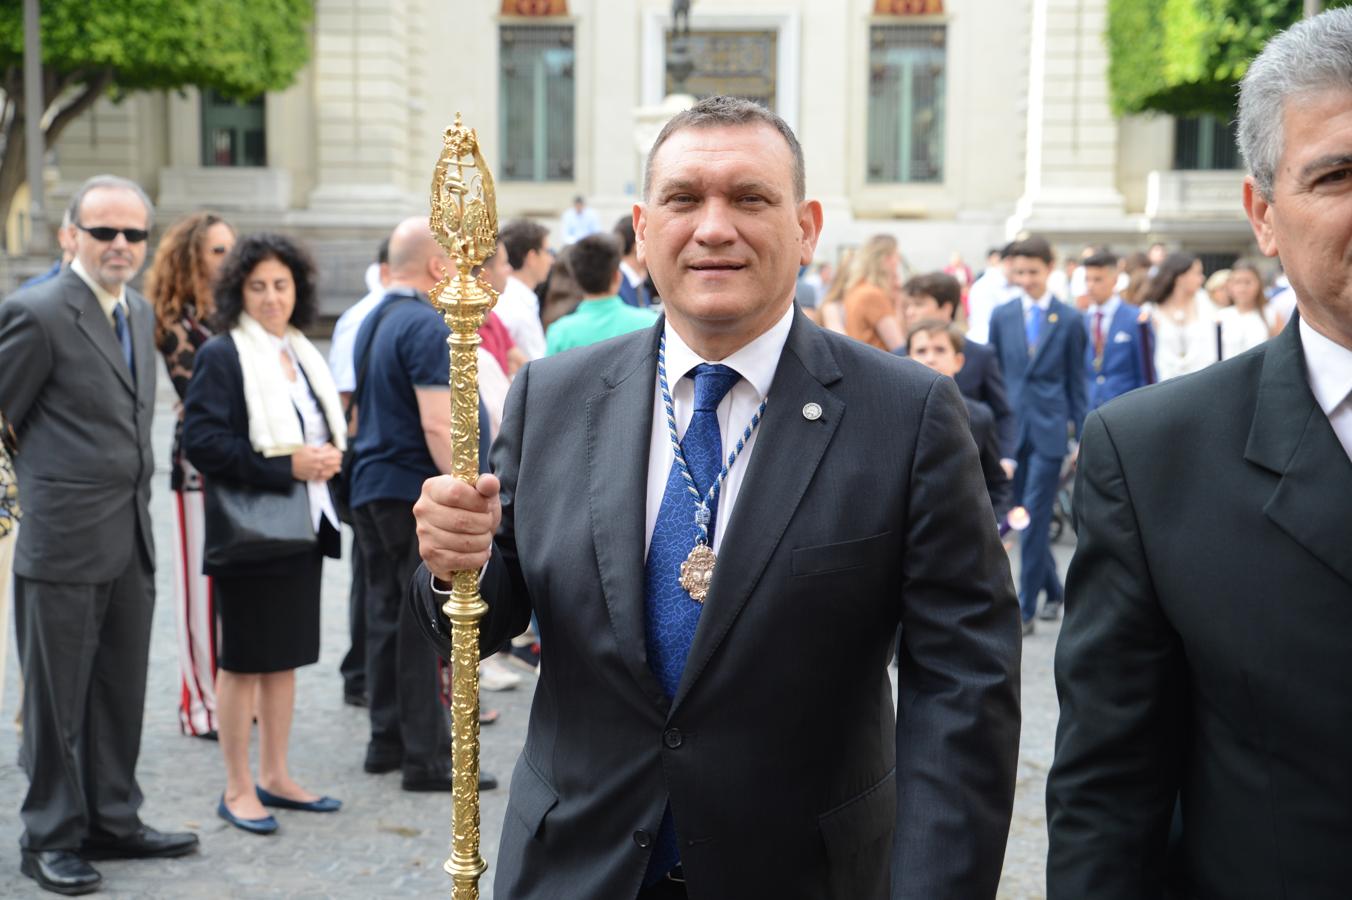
215, 548, 323, 673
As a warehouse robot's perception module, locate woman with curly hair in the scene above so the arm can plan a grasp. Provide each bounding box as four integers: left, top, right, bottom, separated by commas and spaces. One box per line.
145, 211, 236, 740
183, 233, 345, 833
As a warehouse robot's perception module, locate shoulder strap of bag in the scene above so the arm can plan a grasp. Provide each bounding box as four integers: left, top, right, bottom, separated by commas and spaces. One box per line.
347, 295, 415, 426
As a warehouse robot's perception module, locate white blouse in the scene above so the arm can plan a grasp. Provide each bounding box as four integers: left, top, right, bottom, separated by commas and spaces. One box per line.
1217, 306, 1272, 360
1152, 293, 1220, 381
274, 335, 339, 533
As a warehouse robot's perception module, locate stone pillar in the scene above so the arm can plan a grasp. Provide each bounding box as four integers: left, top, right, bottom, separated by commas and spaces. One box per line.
1009, 0, 1128, 235
305, 0, 422, 217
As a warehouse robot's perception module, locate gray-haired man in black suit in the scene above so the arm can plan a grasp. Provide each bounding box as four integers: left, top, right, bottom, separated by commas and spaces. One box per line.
0, 176, 198, 895
1048, 9, 1352, 897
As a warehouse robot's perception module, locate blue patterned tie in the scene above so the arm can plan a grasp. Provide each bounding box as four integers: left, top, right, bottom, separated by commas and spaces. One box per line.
642, 362, 740, 884
1026, 303, 1044, 353
112, 302, 135, 384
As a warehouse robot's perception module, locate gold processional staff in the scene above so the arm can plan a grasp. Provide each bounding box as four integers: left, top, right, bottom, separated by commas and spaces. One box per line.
428, 113, 498, 899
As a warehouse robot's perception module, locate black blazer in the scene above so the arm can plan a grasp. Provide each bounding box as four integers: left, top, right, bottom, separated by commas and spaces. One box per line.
954, 339, 1016, 460
1047, 319, 1352, 898
183, 333, 341, 577
895, 338, 1015, 460
413, 312, 1021, 899
964, 396, 1012, 522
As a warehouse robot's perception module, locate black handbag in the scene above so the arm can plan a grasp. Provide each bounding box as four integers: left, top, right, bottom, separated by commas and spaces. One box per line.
332, 294, 414, 523
204, 477, 316, 568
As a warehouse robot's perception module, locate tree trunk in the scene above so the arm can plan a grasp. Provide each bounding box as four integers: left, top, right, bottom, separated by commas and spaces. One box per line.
0, 67, 112, 237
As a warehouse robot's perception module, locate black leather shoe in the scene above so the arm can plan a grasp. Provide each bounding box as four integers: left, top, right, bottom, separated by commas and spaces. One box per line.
402, 770, 498, 792
20, 850, 102, 895
80, 825, 199, 860
364, 742, 403, 774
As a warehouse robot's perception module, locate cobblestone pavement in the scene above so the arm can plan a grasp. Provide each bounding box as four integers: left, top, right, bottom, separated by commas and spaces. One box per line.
0, 362, 1070, 899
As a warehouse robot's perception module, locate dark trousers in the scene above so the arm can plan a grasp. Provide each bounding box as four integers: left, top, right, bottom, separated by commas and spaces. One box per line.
1013, 444, 1064, 621
339, 529, 366, 695
353, 500, 451, 776
15, 554, 154, 850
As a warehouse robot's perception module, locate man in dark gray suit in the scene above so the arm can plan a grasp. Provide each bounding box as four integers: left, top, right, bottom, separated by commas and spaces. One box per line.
410, 97, 1021, 898
1047, 9, 1352, 898
0, 175, 198, 895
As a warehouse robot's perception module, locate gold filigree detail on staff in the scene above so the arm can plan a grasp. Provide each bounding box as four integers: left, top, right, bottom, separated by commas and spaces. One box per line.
428, 112, 498, 900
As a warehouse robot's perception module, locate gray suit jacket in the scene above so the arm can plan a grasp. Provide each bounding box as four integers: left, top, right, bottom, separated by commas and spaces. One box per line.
1047, 318, 1352, 898
0, 267, 156, 582
413, 311, 1021, 899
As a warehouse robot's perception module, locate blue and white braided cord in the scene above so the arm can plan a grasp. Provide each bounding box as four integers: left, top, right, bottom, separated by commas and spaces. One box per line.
657, 333, 769, 546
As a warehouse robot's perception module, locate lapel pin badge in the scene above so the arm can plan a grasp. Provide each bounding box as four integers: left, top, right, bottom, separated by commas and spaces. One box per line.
802, 402, 822, 421
1048, 312, 1059, 323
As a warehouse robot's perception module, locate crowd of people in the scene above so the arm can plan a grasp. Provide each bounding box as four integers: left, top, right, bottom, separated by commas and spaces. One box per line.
0, 7, 1350, 898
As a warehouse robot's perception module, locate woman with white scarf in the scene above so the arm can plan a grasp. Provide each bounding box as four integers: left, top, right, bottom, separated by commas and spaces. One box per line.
183, 234, 345, 835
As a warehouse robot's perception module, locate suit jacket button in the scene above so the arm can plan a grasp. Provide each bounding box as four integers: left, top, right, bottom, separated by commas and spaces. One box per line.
634, 830, 652, 849
664, 728, 683, 749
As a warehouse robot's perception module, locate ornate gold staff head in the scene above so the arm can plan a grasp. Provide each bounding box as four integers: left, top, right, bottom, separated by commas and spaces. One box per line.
429, 113, 500, 320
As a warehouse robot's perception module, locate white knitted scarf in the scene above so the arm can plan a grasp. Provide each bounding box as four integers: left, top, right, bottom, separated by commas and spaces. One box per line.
231, 312, 347, 457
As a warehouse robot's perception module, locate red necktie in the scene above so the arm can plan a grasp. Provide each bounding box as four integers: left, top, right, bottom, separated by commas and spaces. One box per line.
1093, 310, 1105, 362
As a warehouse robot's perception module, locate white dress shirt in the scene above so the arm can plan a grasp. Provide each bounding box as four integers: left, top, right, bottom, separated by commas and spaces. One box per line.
495, 275, 547, 360
643, 304, 794, 557
966, 269, 1013, 344
70, 257, 127, 328
328, 263, 387, 393
1300, 317, 1352, 464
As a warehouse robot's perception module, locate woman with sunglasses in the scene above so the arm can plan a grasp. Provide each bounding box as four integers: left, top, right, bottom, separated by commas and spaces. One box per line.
145, 212, 237, 741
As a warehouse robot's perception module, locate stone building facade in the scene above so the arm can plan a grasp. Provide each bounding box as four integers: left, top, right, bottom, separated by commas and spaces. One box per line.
6, 0, 1256, 308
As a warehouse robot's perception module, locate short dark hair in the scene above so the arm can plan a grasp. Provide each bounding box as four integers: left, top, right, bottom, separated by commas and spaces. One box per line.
1081, 251, 1119, 270
376, 237, 390, 265
1141, 252, 1200, 307
644, 95, 806, 202
906, 318, 966, 355
998, 242, 1018, 260
500, 219, 549, 271
211, 233, 319, 332
613, 215, 636, 255
568, 233, 622, 295
1007, 236, 1054, 265
902, 272, 961, 313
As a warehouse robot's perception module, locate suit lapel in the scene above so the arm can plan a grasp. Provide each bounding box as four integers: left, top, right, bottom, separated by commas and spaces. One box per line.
66, 272, 136, 396
1244, 318, 1352, 587
1000, 302, 1031, 374
587, 323, 669, 704
672, 312, 844, 712
1030, 299, 1065, 369
129, 291, 156, 406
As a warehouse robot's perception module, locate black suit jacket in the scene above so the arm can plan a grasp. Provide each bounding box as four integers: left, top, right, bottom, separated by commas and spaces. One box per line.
894, 339, 1015, 460
414, 312, 1021, 899
954, 339, 1016, 460
0, 268, 156, 581
182, 333, 341, 576
964, 397, 1011, 522
1046, 319, 1352, 898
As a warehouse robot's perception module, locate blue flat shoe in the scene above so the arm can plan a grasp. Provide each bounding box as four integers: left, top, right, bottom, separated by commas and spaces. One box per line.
256, 786, 342, 813
217, 796, 278, 835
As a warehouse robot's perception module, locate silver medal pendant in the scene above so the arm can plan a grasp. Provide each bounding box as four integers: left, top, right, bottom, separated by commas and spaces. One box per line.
679, 543, 717, 603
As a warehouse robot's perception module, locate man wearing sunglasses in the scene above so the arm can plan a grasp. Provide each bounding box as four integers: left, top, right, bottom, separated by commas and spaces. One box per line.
0, 174, 199, 896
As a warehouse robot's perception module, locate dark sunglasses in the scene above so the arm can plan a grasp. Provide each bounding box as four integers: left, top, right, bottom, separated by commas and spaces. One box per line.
76, 223, 149, 243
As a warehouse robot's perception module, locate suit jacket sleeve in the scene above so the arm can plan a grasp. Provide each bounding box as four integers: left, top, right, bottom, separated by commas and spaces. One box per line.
0, 298, 53, 429
182, 339, 293, 491
979, 353, 1016, 460
893, 375, 1021, 899
973, 405, 1012, 521
1065, 318, 1089, 439
411, 362, 535, 660
1045, 410, 1186, 899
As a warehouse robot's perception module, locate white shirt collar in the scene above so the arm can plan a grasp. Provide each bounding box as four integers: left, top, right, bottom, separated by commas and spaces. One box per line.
619, 260, 644, 287
70, 257, 126, 322
1300, 316, 1352, 417
662, 303, 795, 400
1022, 291, 1052, 313
1088, 296, 1120, 319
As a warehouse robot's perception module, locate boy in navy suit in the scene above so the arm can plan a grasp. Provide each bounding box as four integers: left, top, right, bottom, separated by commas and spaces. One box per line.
987, 236, 1088, 632
1080, 251, 1152, 409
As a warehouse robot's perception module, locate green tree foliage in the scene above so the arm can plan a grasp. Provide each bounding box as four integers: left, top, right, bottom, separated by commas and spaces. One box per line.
1106, 0, 1350, 118
0, 0, 313, 227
